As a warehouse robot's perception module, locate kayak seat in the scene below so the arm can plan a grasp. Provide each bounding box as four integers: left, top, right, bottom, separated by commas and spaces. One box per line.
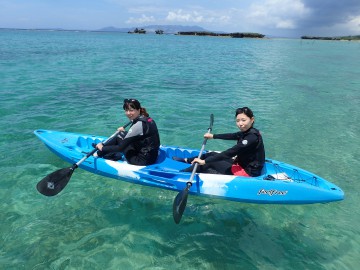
160, 146, 203, 160
151, 149, 191, 172
76, 136, 102, 150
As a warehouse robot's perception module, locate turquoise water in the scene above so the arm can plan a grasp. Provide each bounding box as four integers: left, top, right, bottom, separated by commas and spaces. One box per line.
1, 29, 359, 269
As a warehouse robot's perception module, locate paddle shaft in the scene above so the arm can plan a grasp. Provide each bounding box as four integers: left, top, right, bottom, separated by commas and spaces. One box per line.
172, 114, 214, 223
73, 121, 132, 168
188, 114, 214, 185
188, 133, 210, 183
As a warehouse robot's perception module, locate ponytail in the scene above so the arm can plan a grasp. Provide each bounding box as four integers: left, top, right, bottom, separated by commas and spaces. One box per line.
140, 107, 149, 117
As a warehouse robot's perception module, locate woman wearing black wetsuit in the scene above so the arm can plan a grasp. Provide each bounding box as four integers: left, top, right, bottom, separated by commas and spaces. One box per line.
176, 107, 265, 177
95, 99, 160, 166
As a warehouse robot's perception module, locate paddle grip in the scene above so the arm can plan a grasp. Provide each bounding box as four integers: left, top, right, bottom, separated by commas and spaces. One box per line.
79, 121, 132, 164
201, 114, 214, 146
102, 121, 132, 145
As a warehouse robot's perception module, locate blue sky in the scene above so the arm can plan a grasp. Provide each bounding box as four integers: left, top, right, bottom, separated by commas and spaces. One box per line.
1, 0, 360, 37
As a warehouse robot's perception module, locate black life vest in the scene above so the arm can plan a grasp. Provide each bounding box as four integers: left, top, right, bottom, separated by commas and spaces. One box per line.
131, 116, 160, 159
235, 128, 265, 176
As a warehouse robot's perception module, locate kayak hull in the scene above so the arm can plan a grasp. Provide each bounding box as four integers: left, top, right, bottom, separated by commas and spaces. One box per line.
34, 129, 344, 204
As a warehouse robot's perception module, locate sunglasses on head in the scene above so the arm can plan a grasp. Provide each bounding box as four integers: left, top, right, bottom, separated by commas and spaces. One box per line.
123, 99, 139, 103
235, 107, 253, 117
236, 107, 249, 114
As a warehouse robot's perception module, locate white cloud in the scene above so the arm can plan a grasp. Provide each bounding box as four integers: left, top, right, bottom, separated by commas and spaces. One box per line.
276, 20, 295, 29
165, 9, 230, 24
313, 15, 360, 36
128, 6, 165, 14
346, 15, 360, 33
166, 9, 204, 23
168, 9, 233, 32
126, 14, 155, 24
246, 0, 311, 29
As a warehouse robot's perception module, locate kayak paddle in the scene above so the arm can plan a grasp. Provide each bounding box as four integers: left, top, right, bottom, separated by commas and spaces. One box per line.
36, 121, 132, 196
173, 114, 214, 224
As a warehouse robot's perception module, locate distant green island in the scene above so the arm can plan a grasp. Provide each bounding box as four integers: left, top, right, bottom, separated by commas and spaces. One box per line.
176, 31, 265, 38
127, 28, 265, 38
301, 35, 360, 41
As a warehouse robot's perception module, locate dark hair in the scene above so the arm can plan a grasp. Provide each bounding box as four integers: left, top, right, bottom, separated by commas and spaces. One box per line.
123, 99, 149, 117
235, 107, 254, 118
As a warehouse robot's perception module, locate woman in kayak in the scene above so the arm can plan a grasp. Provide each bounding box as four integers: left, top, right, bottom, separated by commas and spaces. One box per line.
95, 99, 160, 165
174, 107, 265, 177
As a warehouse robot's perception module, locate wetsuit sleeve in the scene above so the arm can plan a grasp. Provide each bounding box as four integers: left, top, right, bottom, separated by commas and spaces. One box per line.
213, 132, 240, 140
204, 132, 258, 163
101, 121, 144, 153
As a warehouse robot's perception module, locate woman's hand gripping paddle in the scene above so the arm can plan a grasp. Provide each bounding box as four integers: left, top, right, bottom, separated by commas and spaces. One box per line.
36, 122, 132, 196
172, 114, 214, 224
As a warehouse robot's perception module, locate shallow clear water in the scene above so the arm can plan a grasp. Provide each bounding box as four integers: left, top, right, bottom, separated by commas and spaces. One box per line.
0, 29, 359, 269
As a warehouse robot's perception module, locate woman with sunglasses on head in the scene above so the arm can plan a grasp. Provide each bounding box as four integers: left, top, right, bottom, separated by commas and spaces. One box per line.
175, 107, 265, 177
95, 99, 160, 166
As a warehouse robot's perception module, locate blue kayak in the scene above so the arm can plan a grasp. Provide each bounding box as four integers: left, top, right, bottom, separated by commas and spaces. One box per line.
34, 129, 344, 204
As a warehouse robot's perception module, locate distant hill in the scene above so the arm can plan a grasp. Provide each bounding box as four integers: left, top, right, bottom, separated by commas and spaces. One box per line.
98, 25, 208, 34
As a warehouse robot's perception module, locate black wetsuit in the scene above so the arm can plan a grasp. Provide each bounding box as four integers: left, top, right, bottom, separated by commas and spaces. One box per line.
184, 127, 265, 176
97, 116, 160, 165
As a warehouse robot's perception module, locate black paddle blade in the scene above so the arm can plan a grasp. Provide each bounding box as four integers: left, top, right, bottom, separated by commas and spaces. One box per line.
173, 186, 190, 224
36, 167, 75, 196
